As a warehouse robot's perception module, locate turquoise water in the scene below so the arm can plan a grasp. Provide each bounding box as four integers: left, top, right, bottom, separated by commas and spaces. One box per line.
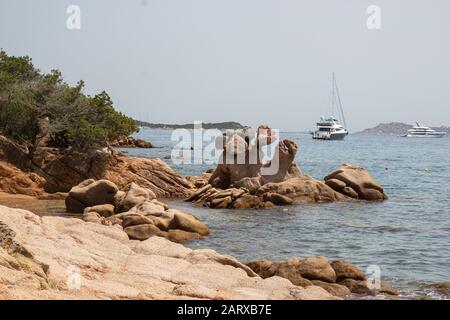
122, 129, 450, 298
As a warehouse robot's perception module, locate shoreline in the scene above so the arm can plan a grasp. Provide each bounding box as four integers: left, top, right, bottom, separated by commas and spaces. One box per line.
0, 193, 447, 300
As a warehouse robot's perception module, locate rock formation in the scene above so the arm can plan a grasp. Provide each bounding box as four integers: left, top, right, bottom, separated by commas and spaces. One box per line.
324, 164, 388, 201
0, 206, 337, 300
246, 257, 399, 298
110, 136, 155, 148
0, 134, 192, 197
187, 125, 387, 209
65, 179, 208, 243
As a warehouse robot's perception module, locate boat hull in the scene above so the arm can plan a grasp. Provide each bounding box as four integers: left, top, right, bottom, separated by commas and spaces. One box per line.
404, 133, 446, 138
312, 132, 348, 140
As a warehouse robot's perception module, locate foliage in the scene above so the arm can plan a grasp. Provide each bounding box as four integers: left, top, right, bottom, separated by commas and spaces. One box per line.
0, 50, 138, 151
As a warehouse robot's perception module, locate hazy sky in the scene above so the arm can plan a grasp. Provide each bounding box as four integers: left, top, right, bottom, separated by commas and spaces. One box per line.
1, 0, 449, 131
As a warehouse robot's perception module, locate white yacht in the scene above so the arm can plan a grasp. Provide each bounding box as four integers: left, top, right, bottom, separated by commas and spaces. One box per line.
311, 116, 349, 140
311, 73, 349, 140
403, 122, 446, 138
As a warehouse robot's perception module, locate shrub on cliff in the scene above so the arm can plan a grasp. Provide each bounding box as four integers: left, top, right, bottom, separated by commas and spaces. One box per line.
0, 50, 137, 151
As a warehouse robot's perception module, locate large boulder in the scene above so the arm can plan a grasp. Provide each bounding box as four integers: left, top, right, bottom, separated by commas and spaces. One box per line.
325, 164, 388, 201
257, 177, 347, 203
116, 182, 156, 212
330, 260, 366, 282
310, 280, 351, 298
247, 256, 337, 284
339, 278, 399, 296
65, 179, 118, 213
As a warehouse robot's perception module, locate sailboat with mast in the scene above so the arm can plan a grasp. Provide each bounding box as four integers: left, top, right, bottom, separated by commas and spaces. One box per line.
311, 73, 349, 140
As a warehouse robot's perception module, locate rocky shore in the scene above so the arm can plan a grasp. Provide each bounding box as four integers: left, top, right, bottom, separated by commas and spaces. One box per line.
0, 206, 337, 300
110, 136, 156, 148
186, 125, 387, 209
0, 126, 444, 300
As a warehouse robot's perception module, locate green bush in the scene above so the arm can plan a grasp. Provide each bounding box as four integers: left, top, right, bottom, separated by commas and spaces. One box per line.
0, 50, 138, 151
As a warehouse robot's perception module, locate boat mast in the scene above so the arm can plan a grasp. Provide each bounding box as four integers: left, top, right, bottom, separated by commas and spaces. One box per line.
333, 73, 348, 130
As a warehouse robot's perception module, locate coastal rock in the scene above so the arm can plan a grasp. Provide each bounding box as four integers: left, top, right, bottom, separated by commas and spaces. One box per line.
82, 211, 104, 224
233, 177, 261, 194
231, 194, 265, 209
65, 179, 118, 213
168, 210, 210, 236
422, 282, 450, 297
257, 177, 347, 203
0, 134, 192, 197
0, 161, 47, 197
310, 280, 351, 298
124, 224, 161, 240
294, 256, 337, 283
260, 139, 300, 184
116, 182, 156, 212
330, 260, 366, 282
0, 206, 338, 300
83, 204, 115, 218
110, 136, 155, 148
263, 192, 294, 205
247, 257, 336, 284
325, 164, 388, 201
246, 257, 399, 298
94, 154, 192, 198
339, 278, 399, 296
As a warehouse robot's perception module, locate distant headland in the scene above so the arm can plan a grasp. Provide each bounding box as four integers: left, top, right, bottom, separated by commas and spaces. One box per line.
135, 120, 247, 130
357, 122, 450, 135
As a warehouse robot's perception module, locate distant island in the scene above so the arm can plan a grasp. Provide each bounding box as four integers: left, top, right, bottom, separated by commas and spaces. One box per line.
358, 122, 450, 135
135, 120, 247, 130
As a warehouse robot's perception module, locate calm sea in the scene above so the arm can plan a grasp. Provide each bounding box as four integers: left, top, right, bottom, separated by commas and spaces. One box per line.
121, 129, 450, 298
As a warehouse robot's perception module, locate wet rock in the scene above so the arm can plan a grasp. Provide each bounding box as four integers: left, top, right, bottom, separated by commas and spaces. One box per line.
169, 210, 210, 236
310, 280, 351, 297
263, 192, 293, 205
247, 257, 336, 284
246, 260, 275, 278
339, 278, 399, 296
330, 260, 366, 282
422, 282, 450, 297
231, 194, 264, 209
